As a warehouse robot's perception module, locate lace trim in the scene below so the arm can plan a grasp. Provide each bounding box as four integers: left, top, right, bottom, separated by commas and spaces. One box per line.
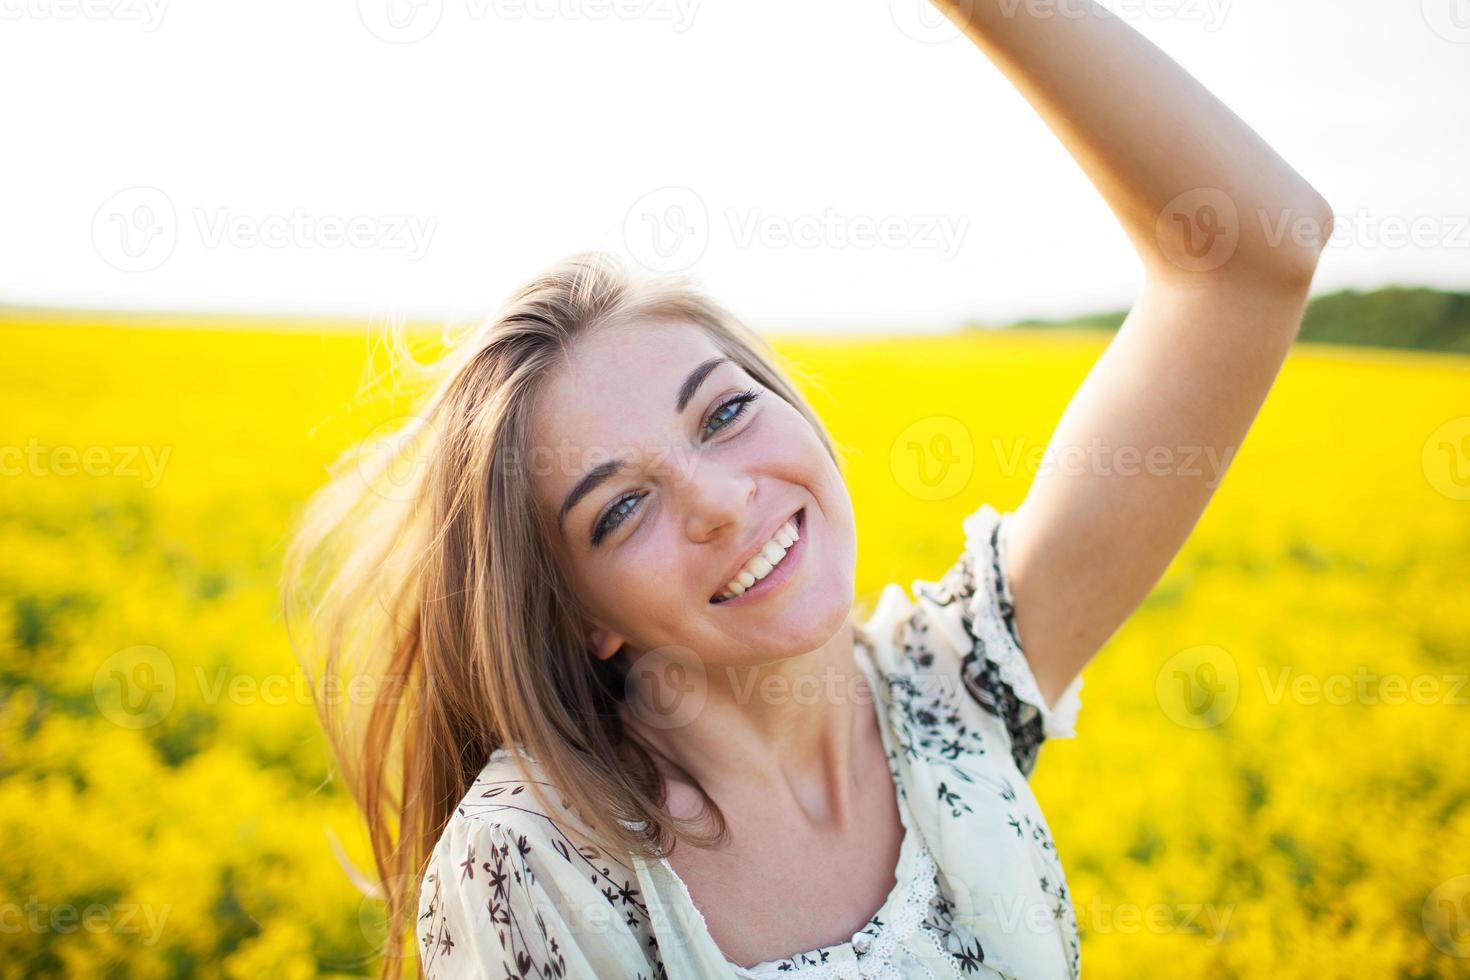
958, 504, 1083, 740
730, 842, 957, 980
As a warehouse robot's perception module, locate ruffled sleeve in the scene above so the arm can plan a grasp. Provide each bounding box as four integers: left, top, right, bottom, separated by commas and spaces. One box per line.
910, 503, 1083, 778
416, 804, 657, 979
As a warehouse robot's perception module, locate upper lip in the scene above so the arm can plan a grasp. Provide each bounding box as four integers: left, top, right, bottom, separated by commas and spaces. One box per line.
710, 506, 803, 601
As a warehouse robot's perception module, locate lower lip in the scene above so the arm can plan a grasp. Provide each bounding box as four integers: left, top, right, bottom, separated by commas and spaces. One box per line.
710, 508, 807, 608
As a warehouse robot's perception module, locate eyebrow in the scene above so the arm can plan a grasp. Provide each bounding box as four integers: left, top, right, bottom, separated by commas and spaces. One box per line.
556, 355, 729, 537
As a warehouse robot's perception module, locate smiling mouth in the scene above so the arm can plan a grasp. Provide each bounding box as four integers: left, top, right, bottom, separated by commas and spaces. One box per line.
709, 507, 805, 605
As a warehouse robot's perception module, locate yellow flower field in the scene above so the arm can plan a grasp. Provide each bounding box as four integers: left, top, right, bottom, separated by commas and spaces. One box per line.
1, 314, 1466, 979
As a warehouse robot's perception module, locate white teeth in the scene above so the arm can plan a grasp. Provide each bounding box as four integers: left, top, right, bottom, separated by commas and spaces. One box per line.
715, 516, 801, 602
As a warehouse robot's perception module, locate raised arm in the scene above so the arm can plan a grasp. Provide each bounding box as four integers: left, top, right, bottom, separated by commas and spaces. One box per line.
929, 0, 1334, 708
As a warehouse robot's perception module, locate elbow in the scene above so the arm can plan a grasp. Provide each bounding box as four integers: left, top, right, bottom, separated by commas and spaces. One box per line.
1234, 192, 1334, 293
1259, 192, 1333, 290
1150, 190, 1334, 294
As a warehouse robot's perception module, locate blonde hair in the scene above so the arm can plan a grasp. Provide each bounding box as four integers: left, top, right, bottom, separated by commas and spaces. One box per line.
282, 250, 845, 979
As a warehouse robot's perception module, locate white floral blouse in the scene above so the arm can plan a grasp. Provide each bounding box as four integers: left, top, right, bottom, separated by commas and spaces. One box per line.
417, 503, 1085, 979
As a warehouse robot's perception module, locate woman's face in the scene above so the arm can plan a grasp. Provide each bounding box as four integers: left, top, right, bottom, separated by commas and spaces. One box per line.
530, 318, 857, 672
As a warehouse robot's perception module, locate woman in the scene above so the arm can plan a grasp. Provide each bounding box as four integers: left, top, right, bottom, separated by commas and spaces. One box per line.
284, 1, 1331, 977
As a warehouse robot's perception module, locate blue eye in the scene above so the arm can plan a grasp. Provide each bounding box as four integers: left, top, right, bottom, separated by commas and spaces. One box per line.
705, 388, 761, 436
590, 388, 762, 546
592, 491, 644, 545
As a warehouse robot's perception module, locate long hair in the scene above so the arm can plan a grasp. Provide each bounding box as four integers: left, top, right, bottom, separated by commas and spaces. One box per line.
282, 250, 846, 978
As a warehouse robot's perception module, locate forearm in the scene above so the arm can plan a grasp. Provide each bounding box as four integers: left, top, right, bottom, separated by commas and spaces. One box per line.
931, 0, 1332, 288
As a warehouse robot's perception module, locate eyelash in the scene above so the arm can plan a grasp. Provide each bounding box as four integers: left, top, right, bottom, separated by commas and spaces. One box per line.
591, 388, 762, 545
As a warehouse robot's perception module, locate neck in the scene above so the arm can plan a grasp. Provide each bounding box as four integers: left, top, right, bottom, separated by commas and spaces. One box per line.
621, 617, 873, 831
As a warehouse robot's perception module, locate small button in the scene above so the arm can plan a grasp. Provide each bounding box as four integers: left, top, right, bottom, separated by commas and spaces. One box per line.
852, 933, 872, 955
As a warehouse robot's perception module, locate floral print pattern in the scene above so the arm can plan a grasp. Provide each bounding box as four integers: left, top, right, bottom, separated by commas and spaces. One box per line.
417, 503, 1084, 979
417, 780, 669, 979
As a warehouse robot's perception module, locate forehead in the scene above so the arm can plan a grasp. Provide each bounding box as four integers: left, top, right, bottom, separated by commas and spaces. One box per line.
530, 318, 728, 495
553, 317, 718, 389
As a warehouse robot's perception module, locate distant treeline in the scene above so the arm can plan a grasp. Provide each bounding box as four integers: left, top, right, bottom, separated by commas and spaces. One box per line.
996, 286, 1470, 355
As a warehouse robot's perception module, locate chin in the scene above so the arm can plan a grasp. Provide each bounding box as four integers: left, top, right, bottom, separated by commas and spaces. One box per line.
781, 574, 859, 653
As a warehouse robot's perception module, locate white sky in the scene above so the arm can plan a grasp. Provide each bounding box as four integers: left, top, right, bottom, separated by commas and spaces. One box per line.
2, 0, 1467, 332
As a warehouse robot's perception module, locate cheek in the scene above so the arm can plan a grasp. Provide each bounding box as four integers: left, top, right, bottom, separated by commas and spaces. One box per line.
784, 415, 845, 504
589, 575, 694, 662
755, 404, 830, 473
582, 534, 683, 636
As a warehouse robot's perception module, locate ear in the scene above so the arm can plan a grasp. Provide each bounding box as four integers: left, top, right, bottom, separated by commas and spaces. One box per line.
588, 627, 627, 662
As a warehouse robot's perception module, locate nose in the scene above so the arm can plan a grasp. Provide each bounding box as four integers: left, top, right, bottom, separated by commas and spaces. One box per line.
682, 467, 758, 543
